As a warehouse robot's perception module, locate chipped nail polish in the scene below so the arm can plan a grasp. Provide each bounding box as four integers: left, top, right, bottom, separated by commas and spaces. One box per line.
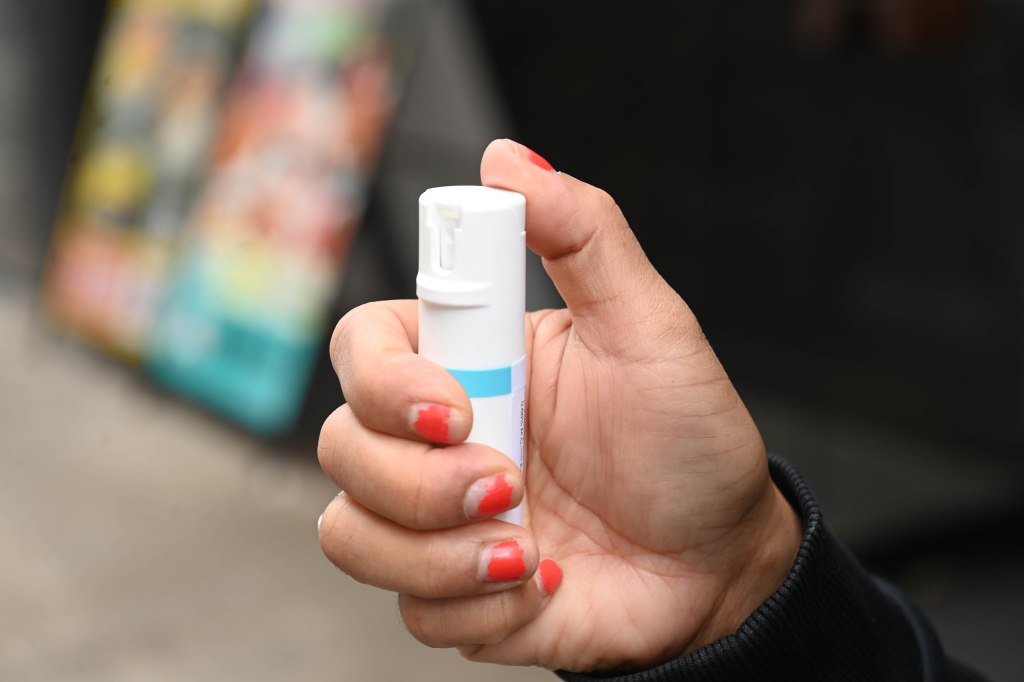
465, 473, 516, 518
412, 403, 451, 443
482, 540, 526, 582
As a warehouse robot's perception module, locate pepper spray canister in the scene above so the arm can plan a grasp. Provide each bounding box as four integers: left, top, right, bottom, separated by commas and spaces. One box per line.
417, 186, 526, 525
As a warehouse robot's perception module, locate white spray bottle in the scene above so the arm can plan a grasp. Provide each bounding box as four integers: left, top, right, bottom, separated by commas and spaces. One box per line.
416, 186, 526, 525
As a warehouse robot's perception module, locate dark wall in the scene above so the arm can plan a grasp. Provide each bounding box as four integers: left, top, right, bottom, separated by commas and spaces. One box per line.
468, 0, 1024, 453
0, 0, 106, 275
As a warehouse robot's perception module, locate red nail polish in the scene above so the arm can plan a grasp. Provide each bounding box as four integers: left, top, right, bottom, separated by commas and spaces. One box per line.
477, 474, 514, 517
486, 541, 526, 581
538, 559, 563, 595
413, 403, 450, 442
525, 147, 554, 172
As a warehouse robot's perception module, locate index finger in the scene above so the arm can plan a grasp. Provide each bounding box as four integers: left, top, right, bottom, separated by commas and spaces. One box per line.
330, 300, 472, 443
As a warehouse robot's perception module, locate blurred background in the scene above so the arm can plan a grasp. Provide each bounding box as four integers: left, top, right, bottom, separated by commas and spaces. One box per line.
1, 0, 1022, 680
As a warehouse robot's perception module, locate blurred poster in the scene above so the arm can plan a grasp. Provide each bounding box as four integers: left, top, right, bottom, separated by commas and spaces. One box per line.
44, 0, 419, 434
44, 0, 256, 358
146, 0, 417, 434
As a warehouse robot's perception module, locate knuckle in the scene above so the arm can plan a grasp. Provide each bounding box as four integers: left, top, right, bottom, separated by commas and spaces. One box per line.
319, 494, 384, 589
457, 644, 485, 661
316, 405, 353, 475
317, 493, 352, 563
593, 184, 614, 208
329, 302, 376, 387
593, 186, 619, 214
328, 311, 353, 373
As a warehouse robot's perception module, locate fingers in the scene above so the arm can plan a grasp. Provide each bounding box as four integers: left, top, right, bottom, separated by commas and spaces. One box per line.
319, 492, 538, 599
329, 300, 472, 444
318, 405, 523, 529
480, 139, 698, 357
399, 559, 564, 648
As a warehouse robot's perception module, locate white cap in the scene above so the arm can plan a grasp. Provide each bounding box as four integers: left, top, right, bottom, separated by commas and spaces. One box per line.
417, 186, 525, 369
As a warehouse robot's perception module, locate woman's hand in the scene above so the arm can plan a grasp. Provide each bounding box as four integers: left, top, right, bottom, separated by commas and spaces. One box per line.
317, 139, 802, 672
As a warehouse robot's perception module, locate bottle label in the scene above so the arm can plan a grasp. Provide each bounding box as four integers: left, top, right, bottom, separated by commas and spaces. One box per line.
509, 355, 526, 473
446, 355, 527, 471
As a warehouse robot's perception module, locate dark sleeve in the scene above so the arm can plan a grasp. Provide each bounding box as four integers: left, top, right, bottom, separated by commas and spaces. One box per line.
556, 454, 986, 682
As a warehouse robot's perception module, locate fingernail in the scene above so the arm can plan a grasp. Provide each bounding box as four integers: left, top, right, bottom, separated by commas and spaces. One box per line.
317, 513, 323, 531
537, 559, 563, 596
480, 540, 526, 582
411, 403, 462, 443
525, 146, 554, 171
507, 139, 555, 171
464, 473, 517, 518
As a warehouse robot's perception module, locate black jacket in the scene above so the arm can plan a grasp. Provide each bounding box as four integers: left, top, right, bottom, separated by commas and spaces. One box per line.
557, 455, 985, 682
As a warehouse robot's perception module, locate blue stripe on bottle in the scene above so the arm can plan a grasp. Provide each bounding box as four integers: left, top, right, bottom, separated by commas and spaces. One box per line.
446, 366, 512, 398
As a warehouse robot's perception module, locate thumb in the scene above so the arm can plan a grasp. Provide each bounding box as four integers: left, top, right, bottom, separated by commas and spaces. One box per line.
480, 139, 696, 356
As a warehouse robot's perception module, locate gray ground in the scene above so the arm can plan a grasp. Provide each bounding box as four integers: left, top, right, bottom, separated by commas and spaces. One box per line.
0, 284, 550, 681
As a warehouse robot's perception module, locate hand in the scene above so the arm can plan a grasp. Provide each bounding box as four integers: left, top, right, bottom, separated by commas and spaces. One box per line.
318, 139, 802, 672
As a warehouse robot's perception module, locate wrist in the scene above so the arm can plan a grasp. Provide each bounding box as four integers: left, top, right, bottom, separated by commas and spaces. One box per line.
691, 477, 803, 650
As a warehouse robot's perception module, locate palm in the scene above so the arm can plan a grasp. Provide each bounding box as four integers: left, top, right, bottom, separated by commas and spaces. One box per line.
468, 303, 768, 670
318, 142, 800, 674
